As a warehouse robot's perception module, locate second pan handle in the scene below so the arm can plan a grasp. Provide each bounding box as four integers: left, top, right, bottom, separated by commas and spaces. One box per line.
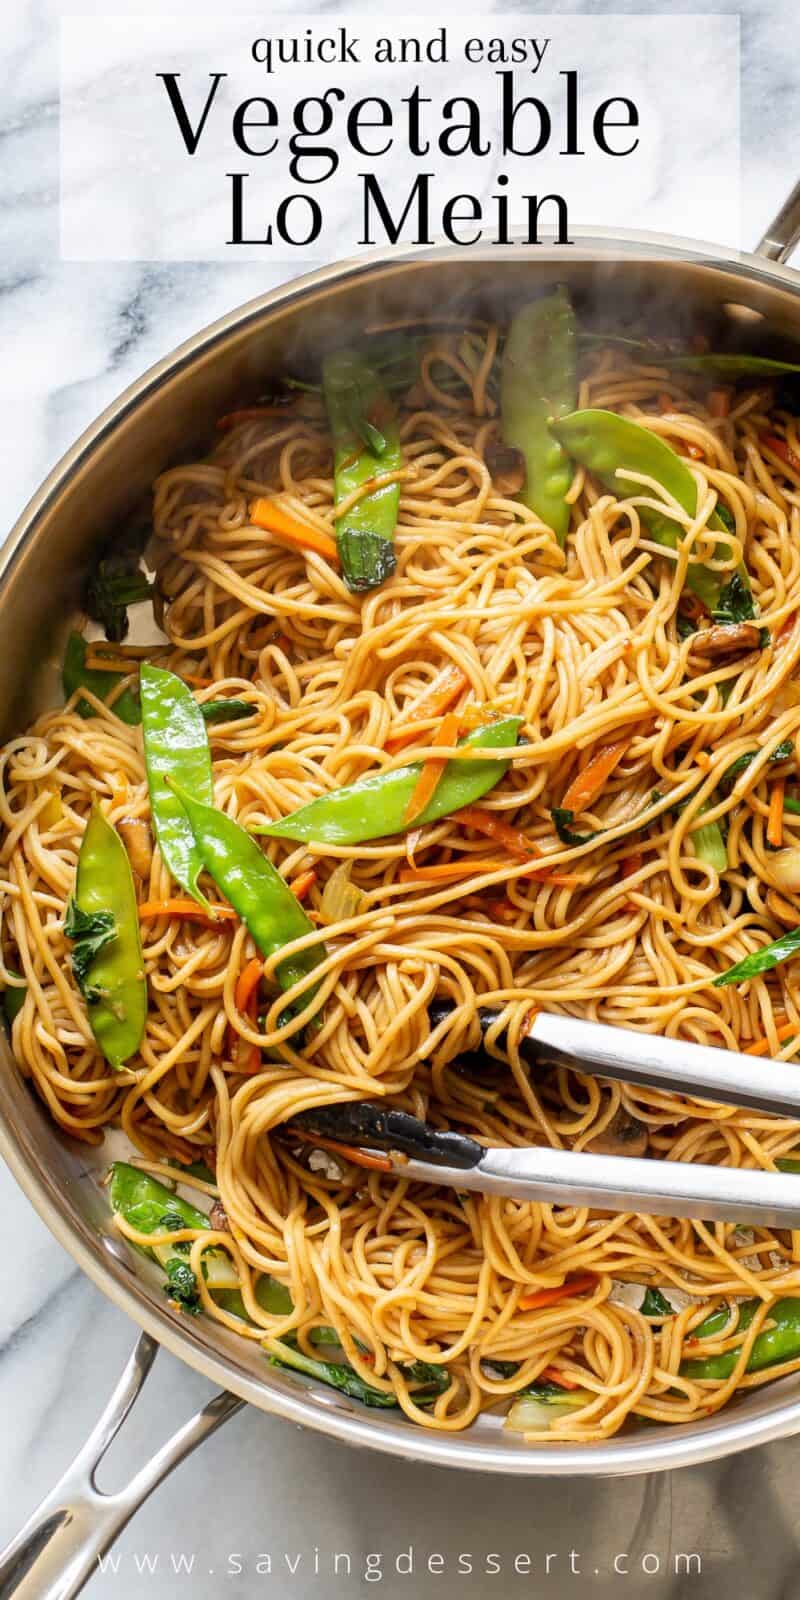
0, 1333, 242, 1600
756, 179, 800, 263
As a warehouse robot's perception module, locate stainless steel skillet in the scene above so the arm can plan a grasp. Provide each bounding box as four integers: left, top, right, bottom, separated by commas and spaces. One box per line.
3, 184, 800, 1597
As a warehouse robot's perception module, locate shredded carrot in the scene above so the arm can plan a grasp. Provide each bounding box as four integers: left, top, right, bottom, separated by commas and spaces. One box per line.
398, 859, 580, 887
233, 956, 263, 1075
404, 712, 461, 825
289, 868, 317, 902
686, 443, 705, 461
709, 388, 731, 419
762, 433, 800, 474
289, 1127, 393, 1173
768, 779, 786, 849
622, 852, 642, 879
250, 497, 339, 564
456, 805, 542, 859
235, 957, 264, 1015
540, 1365, 580, 1391
180, 673, 214, 689
217, 406, 295, 432
138, 899, 238, 925
385, 666, 468, 752
561, 739, 632, 815
744, 1019, 797, 1057
519, 1274, 597, 1312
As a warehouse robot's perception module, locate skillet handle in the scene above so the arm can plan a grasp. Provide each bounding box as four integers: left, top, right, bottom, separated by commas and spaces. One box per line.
0, 1332, 242, 1600
756, 179, 800, 263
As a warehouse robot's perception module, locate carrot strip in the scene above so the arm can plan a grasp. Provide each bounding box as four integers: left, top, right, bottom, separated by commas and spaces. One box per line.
138, 899, 238, 925
685, 443, 705, 461
385, 666, 468, 753
621, 852, 642, 879
540, 1365, 580, 1391
250, 497, 339, 564
709, 388, 730, 419
289, 1127, 393, 1173
561, 739, 632, 815
235, 956, 264, 1015
456, 806, 542, 859
398, 859, 580, 887
217, 406, 295, 431
404, 712, 461, 825
233, 956, 263, 1075
744, 1019, 797, 1057
762, 433, 800, 473
519, 1275, 597, 1312
768, 780, 786, 849
289, 868, 317, 902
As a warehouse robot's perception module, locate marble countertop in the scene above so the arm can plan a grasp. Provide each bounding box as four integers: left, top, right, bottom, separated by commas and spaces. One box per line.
3, 0, 800, 1594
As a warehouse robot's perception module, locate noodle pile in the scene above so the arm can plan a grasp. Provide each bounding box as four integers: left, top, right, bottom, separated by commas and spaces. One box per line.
4, 328, 800, 1440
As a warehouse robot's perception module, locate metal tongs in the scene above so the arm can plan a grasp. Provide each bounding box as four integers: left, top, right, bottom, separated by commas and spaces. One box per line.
291, 1003, 800, 1227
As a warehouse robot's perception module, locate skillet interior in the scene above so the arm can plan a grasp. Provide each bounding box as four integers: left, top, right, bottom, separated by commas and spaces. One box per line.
4, 234, 800, 1475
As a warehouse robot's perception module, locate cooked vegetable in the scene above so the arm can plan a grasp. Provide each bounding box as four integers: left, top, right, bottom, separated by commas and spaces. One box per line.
267, 1338, 448, 1409
551, 807, 599, 846
689, 805, 727, 872
200, 699, 256, 723
687, 622, 762, 666
680, 1297, 800, 1380
137, 898, 237, 925
770, 851, 800, 893
66, 807, 146, 1069
719, 739, 794, 791
580, 338, 800, 379
768, 781, 786, 849
85, 551, 153, 644
518, 1274, 597, 1311
384, 665, 468, 753
109, 1163, 250, 1311
140, 664, 214, 907
62, 631, 141, 725
500, 288, 577, 545
744, 1020, 798, 1056
323, 349, 402, 590
254, 718, 523, 847
249, 498, 339, 565
561, 738, 631, 815
640, 1287, 673, 1317
552, 410, 734, 609
169, 783, 326, 1006
456, 806, 539, 858
584, 1107, 648, 1158
505, 1384, 594, 1432
714, 927, 800, 986
234, 955, 263, 1074
117, 816, 153, 881
319, 860, 363, 924
404, 711, 461, 824
2, 975, 27, 1028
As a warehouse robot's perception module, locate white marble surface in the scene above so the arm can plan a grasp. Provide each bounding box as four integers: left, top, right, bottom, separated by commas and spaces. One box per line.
3, 0, 800, 1594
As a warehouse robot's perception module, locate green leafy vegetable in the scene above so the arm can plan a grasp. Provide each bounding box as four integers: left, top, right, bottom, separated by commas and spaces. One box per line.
690, 805, 727, 872
640, 1287, 673, 1318
86, 560, 153, 644
62, 632, 141, 725
719, 740, 793, 792
199, 700, 255, 723
551, 807, 599, 846
63, 900, 116, 1003
714, 927, 800, 987
2, 976, 27, 1028
164, 1257, 202, 1315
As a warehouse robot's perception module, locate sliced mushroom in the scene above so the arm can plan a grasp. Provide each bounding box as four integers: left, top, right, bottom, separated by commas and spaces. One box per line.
485, 442, 526, 496
687, 622, 762, 667
584, 1105, 649, 1159
209, 1200, 230, 1233
117, 816, 153, 881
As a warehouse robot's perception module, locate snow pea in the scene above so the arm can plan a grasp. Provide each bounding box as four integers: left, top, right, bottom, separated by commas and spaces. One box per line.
108, 1161, 285, 1318
500, 288, 577, 546
62, 631, 141, 725
67, 806, 146, 1070
168, 783, 326, 1001
323, 349, 401, 592
714, 925, 800, 986
552, 409, 731, 610
680, 1297, 800, 1380
140, 664, 213, 907
254, 717, 524, 847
